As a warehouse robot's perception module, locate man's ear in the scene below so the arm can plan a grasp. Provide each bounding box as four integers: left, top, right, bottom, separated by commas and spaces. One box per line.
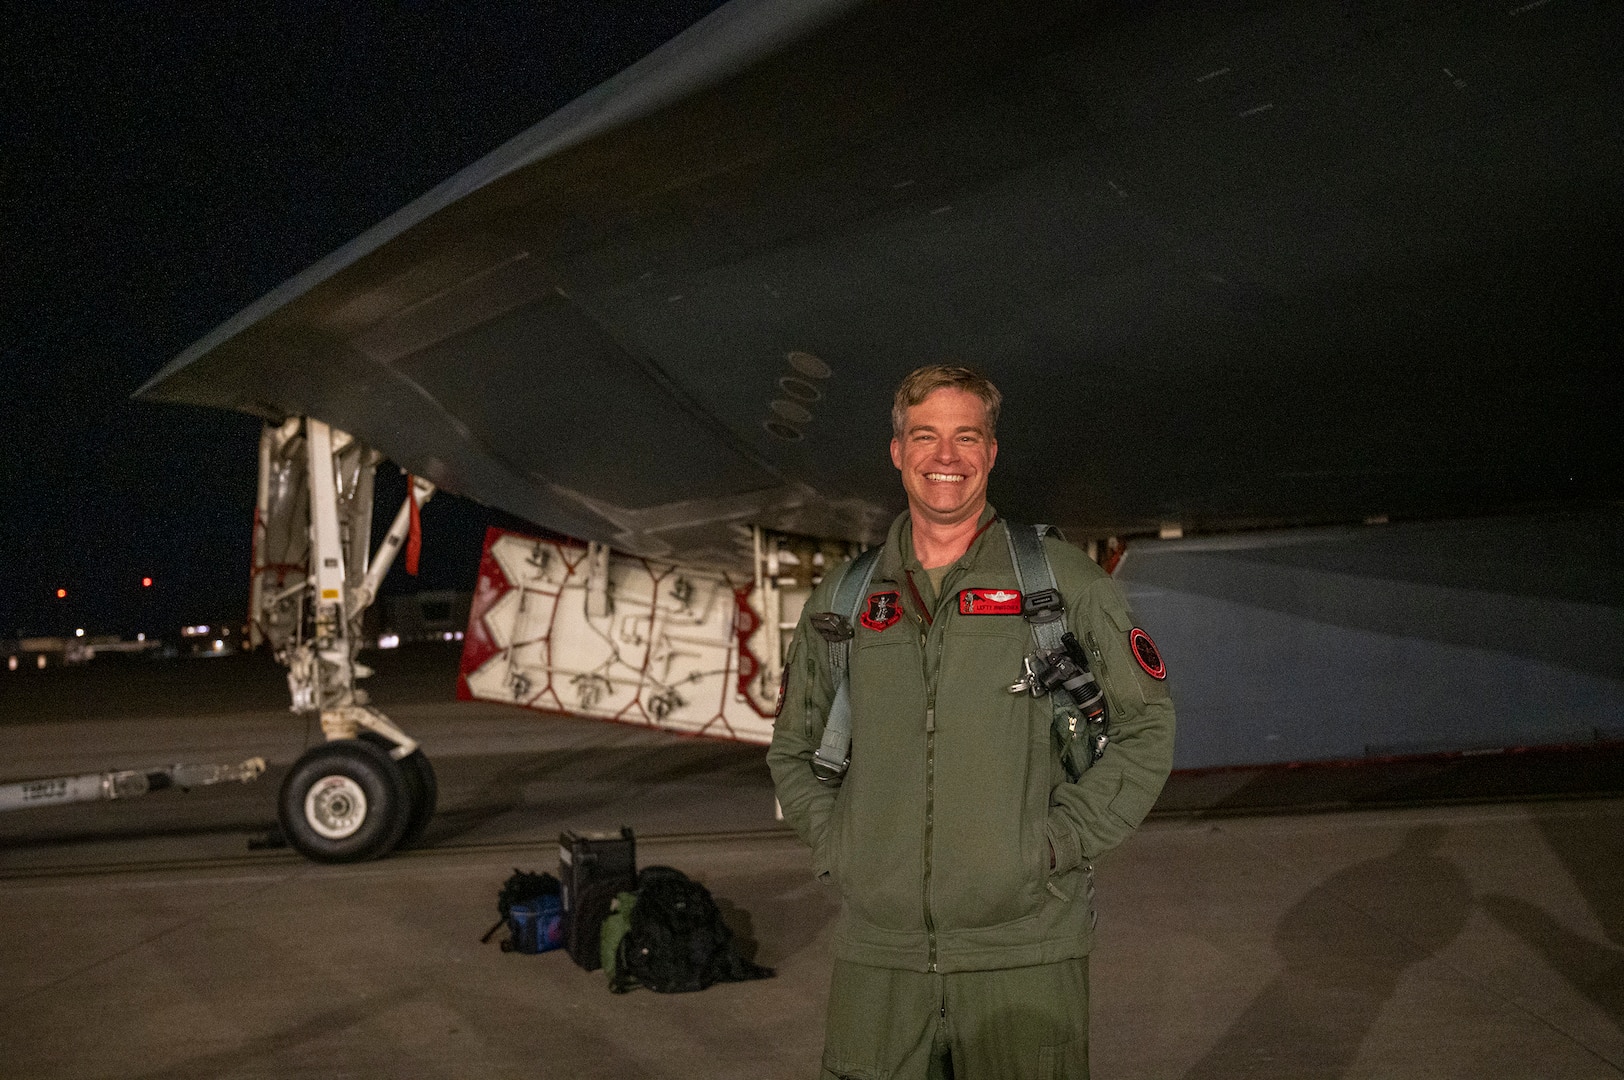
987, 439, 998, 471
890, 437, 902, 471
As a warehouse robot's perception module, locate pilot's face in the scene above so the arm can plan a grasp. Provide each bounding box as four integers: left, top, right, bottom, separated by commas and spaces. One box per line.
890, 387, 998, 529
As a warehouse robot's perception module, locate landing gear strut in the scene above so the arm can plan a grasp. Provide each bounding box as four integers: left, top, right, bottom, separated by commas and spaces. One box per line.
254, 417, 438, 862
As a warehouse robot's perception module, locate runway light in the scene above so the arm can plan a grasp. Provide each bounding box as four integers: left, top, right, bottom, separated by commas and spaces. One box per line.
56, 588, 67, 599
453, 631, 464, 641
142, 577, 153, 587
37, 655, 47, 669
378, 633, 400, 650
137, 633, 145, 642
213, 639, 224, 652
442, 631, 455, 641
7, 656, 16, 671
75, 628, 85, 638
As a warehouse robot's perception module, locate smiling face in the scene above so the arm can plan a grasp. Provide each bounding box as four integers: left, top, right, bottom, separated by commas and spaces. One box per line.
889, 386, 998, 530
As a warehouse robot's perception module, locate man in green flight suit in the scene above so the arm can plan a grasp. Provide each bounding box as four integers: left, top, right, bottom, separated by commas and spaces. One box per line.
767, 365, 1176, 1079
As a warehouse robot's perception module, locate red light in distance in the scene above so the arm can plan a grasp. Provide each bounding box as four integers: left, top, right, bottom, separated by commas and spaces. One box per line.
142, 577, 153, 588
56, 588, 67, 599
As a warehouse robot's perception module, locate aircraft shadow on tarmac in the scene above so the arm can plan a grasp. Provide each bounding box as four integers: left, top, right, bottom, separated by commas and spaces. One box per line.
1180, 814, 1624, 1079
1181, 825, 1473, 1080
1482, 811, 1624, 1036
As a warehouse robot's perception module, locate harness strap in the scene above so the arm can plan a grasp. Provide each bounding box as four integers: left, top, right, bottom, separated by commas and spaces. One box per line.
810, 546, 883, 783
1004, 523, 1065, 652
1005, 522, 1105, 780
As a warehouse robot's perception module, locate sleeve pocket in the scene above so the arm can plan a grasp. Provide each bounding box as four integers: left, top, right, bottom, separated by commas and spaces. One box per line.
1106, 774, 1160, 829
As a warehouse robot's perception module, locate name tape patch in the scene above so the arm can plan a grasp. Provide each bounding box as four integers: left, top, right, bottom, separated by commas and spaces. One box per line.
860, 590, 903, 632
959, 588, 1023, 615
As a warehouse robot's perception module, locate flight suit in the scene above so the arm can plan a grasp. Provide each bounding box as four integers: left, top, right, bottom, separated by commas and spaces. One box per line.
767, 508, 1175, 1079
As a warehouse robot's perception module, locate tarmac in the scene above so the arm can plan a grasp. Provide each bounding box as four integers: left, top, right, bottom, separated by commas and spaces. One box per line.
1, 647, 1621, 1078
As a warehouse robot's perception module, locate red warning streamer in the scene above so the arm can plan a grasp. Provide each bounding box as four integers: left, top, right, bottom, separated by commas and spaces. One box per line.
406, 477, 422, 576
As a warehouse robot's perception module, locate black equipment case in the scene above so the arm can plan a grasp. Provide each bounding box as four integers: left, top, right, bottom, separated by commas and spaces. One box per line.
559, 827, 636, 970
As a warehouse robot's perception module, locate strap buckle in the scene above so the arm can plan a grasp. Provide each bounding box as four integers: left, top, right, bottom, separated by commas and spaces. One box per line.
1022, 588, 1064, 624
811, 612, 853, 642
811, 749, 849, 783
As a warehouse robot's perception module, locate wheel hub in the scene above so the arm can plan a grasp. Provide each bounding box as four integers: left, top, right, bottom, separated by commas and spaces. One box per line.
304, 775, 368, 839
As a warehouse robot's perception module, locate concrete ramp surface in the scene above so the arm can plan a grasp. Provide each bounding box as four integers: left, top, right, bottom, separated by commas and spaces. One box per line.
1, 646, 1620, 1076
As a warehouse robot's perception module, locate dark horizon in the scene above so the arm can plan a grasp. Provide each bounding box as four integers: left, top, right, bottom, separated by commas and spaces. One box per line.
1, 2, 731, 642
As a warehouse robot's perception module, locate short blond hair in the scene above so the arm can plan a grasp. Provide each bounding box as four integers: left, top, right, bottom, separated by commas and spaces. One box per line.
891, 365, 1001, 440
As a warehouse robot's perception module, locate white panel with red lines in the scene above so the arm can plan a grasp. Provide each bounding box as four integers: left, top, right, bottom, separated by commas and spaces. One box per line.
458, 527, 778, 743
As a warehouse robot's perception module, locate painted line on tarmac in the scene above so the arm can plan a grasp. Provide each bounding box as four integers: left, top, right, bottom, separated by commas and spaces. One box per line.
0, 826, 800, 882
1176, 797, 1624, 836
1147, 788, 1624, 824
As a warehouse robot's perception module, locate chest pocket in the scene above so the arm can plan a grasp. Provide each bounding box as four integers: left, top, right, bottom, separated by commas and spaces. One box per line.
848, 625, 923, 729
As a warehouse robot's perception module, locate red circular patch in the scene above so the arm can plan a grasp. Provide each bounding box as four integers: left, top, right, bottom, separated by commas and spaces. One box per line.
1130, 628, 1166, 679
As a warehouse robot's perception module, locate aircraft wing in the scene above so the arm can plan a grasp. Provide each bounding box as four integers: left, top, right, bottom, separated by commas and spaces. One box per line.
138, 0, 1624, 564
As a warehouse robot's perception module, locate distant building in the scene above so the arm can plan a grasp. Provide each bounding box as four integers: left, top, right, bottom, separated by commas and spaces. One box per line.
4, 635, 162, 668
371, 591, 472, 646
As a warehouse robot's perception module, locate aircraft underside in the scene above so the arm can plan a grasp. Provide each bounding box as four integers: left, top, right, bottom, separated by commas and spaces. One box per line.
124, 0, 1624, 862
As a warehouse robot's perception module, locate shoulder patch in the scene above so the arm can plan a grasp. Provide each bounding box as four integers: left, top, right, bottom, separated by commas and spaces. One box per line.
859, 590, 903, 632
1129, 628, 1166, 679
958, 588, 1022, 615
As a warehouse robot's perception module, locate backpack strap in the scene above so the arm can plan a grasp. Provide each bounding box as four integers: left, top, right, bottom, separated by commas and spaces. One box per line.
808, 545, 884, 784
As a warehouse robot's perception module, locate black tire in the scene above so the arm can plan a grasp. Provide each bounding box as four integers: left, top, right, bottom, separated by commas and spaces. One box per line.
395, 750, 438, 850
278, 739, 411, 863
357, 733, 437, 850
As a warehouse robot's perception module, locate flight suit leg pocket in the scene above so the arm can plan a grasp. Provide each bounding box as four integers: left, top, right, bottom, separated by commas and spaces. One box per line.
1038, 1038, 1087, 1079
820, 1061, 888, 1080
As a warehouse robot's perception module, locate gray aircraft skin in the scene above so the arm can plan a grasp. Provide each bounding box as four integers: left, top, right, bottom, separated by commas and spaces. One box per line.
137, 0, 1623, 566
137, 0, 1624, 768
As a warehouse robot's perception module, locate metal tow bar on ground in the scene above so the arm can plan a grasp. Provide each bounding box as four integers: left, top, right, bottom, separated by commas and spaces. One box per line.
0, 758, 268, 812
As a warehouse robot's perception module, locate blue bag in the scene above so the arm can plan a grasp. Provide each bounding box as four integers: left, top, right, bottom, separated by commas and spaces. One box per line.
505, 893, 564, 954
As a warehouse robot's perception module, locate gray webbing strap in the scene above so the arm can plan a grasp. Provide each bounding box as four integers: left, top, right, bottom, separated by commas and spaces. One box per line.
1005, 523, 1065, 651
811, 546, 883, 783
1006, 522, 1098, 780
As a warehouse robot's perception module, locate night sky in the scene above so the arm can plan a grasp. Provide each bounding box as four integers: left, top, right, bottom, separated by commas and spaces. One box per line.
2, 2, 729, 641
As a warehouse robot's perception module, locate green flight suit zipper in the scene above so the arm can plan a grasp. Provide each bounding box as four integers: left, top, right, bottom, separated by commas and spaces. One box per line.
914, 566, 958, 974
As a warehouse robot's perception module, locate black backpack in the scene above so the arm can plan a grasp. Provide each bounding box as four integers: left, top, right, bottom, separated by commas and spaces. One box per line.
609, 866, 774, 994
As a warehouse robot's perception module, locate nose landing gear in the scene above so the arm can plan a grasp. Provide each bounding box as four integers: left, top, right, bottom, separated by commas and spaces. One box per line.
254, 417, 441, 863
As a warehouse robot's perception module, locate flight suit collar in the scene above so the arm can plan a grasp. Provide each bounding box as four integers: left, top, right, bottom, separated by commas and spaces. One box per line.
883, 504, 1002, 616
892, 503, 999, 570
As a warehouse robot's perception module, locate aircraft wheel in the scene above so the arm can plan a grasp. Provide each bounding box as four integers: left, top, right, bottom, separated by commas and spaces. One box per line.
358, 733, 437, 849
279, 739, 410, 863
